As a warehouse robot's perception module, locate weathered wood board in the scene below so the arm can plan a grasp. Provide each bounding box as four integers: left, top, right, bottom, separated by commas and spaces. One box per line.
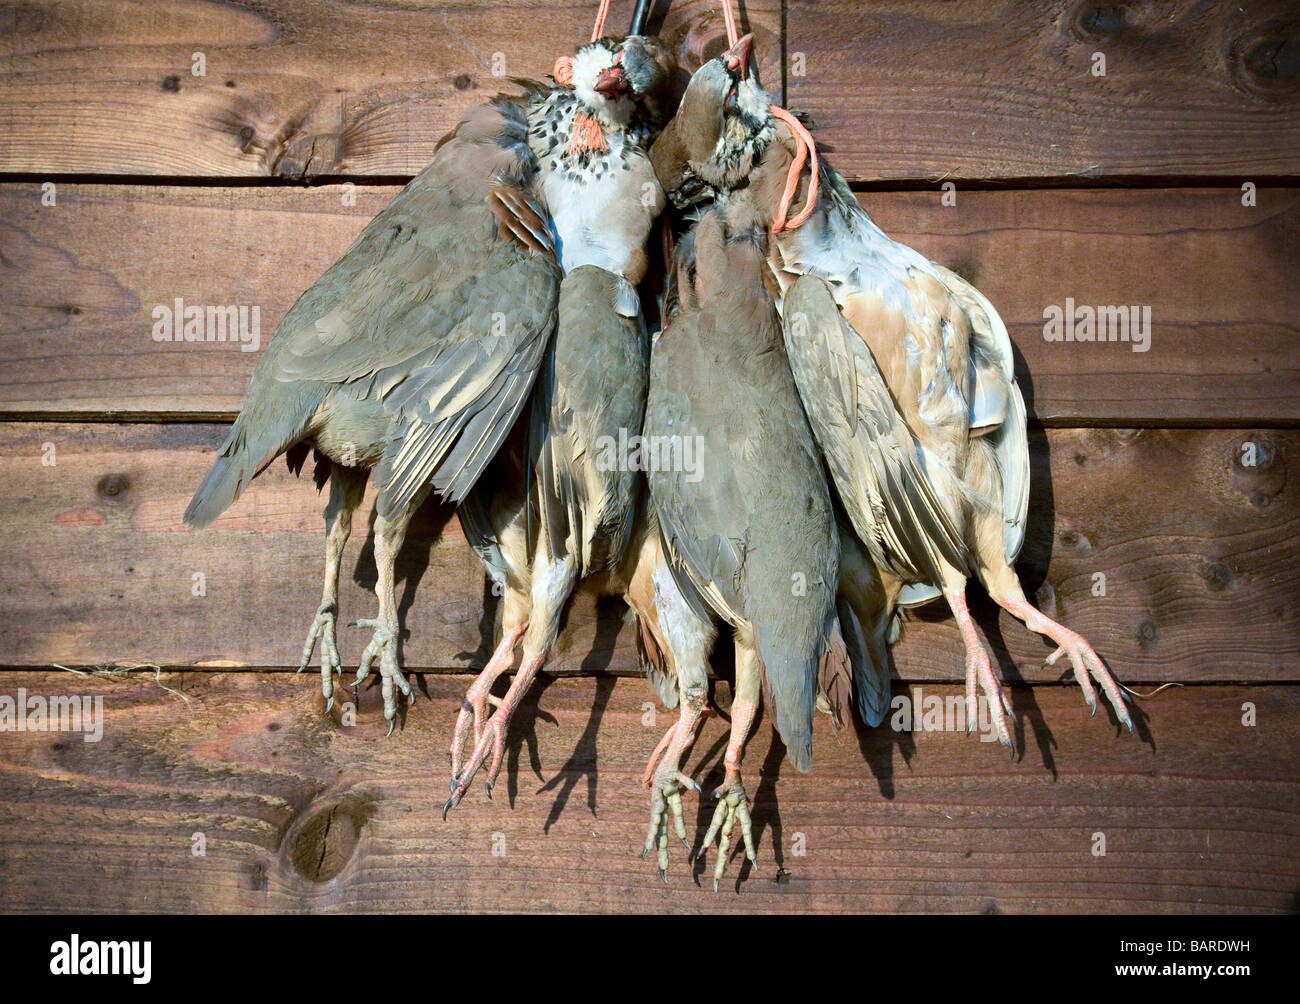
0, 0, 780, 177
2, 184, 1295, 423
787, 0, 1300, 183
0, 673, 1294, 913
0, 422, 1294, 681
0, 0, 1297, 918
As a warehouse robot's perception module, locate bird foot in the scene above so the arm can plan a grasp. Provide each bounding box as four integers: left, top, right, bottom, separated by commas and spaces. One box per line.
1045, 632, 1133, 732
695, 779, 757, 892
640, 766, 701, 882
443, 707, 513, 819
298, 603, 343, 712
450, 665, 507, 782
965, 645, 1014, 753
353, 617, 411, 733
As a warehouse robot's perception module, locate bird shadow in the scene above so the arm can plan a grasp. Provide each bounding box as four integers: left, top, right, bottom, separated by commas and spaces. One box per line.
526, 596, 628, 826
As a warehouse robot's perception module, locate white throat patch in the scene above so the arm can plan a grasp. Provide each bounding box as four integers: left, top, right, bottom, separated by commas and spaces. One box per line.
571, 44, 634, 128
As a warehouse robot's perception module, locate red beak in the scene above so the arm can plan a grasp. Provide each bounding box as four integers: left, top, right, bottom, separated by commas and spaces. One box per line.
725, 33, 754, 80
594, 66, 629, 96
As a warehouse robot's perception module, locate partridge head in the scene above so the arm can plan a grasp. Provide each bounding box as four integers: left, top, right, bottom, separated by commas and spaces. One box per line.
650, 33, 771, 205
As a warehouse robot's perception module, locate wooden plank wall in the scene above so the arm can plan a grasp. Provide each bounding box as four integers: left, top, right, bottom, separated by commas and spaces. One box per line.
0, 0, 1297, 913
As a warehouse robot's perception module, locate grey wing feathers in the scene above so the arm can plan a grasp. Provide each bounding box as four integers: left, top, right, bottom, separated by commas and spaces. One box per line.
266, 95, 559, 518
782, 273, 970, 584
530, 266, 648, 576
378, 311, 553, 517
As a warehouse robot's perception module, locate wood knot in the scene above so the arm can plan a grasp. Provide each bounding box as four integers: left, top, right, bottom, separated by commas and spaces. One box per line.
1072, 3, 1129, 42
1199, 560, 1233, 592
1227, 21, 1300, 99
1136, 618, 1158, 648
453, 74, 473, 90
1059, 529, 1092, 553
96, 473, 129, 498
284, 793, 371, 883
1231, 434, 1286, 504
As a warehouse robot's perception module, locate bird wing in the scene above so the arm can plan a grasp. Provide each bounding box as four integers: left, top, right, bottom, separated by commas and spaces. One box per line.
259, 95, 561, 516
530, 265, 648, 576
931, 264, 1030, 562
781, 273, 969, 585
644, 307, 746, 630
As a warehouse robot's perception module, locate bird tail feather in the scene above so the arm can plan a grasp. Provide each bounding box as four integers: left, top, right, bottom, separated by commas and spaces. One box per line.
184, 421, 277, 529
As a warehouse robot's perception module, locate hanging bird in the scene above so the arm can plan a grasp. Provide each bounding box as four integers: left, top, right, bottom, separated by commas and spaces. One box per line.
443, 22, 689, 812
182, 44, 639, 730
650, 35, 1132, 744
644, 206, 851, 889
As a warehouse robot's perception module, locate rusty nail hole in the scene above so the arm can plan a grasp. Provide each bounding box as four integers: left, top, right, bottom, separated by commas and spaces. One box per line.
453, 74, 473, 90
161, 75, 180, 92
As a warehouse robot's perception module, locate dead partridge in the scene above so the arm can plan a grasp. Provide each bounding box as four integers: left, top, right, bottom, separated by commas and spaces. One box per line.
650, 36, 1132, 746
645, 207, 850, 889
184, 70, 570, 732
444, 27, 685, 813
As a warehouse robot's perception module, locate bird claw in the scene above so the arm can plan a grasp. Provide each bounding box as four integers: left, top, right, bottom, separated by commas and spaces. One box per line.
1047, 638, 1133, 733
697, 780, 757, 891
444, 712, 509, 815
353, 617, 411, 728
641, 770, 698, 880
966, 646, 1014, 752
450, 672, 499, 782
298, 604, 343, 710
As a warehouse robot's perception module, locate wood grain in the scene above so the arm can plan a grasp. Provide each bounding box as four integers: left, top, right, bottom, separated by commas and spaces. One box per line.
0, 0, 780, 178
0, 422, 1294, 682
0, 672, 1294, 913
787, 0, 1300, 183
2, 184, 1295, 423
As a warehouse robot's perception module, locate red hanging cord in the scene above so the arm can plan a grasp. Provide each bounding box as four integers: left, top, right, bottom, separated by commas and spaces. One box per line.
591, 0, 612, 41
722, 0, 739, 47
770, 106, 819, 232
